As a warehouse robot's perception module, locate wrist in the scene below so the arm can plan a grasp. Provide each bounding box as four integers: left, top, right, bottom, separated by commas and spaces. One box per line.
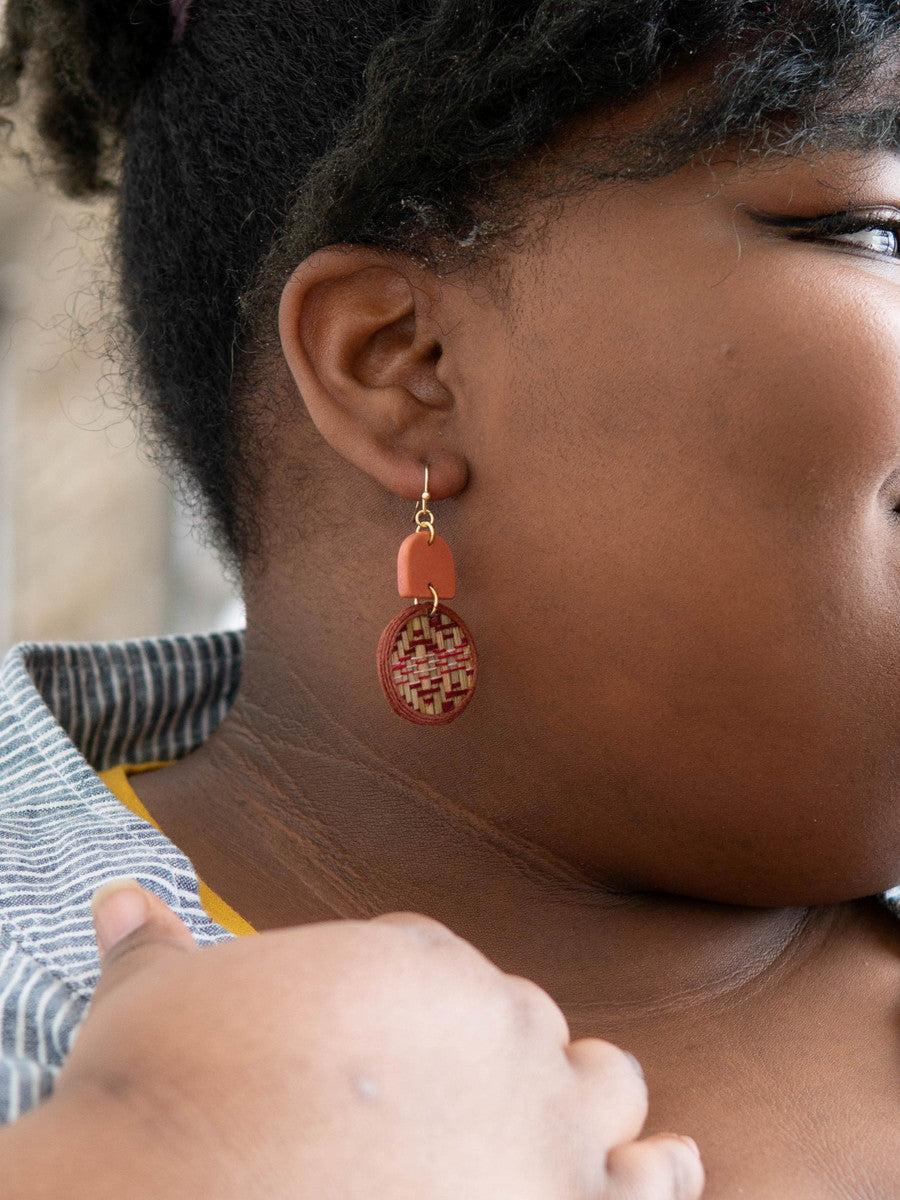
0, 1087, 201, 1200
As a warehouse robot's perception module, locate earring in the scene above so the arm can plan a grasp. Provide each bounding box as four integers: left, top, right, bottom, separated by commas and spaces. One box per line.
376, 465, 478, 725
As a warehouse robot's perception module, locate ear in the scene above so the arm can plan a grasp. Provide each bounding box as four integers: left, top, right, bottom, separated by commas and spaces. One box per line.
278, 245, 468, 503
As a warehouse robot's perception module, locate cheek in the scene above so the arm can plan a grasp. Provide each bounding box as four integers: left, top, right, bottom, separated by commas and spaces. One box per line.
469, 259, 900, 904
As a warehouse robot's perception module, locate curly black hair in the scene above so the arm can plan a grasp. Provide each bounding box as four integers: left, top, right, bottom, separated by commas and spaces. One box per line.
1, 1, 898, 565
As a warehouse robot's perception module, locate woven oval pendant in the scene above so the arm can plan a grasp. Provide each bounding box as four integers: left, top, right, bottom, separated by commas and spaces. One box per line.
376, 603, 477, 725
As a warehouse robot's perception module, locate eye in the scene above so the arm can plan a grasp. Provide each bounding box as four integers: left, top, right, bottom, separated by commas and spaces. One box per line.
823, 220, 899, 257
748, 208, 900, 261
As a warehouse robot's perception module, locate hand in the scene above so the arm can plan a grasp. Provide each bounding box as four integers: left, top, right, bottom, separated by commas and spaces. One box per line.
3, 883, 704, 1200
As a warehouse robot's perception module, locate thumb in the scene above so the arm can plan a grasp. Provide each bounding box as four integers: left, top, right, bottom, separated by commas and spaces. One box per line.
90, 878, 198, 998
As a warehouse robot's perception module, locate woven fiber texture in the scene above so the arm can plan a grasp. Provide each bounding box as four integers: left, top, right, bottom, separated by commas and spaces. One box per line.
376, 604, 477, 725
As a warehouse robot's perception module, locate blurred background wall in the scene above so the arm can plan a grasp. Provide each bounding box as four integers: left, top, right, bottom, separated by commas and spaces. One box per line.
0, 160, 242, 655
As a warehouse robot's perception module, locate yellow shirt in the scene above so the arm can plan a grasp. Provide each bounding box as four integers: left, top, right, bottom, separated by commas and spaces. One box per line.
100, 763, 255, 938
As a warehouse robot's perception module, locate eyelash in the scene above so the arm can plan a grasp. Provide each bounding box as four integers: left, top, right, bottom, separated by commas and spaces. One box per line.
763, 210, 900, 260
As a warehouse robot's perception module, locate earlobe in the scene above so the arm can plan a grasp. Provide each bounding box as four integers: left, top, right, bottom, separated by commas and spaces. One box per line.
277, 245, 468, 503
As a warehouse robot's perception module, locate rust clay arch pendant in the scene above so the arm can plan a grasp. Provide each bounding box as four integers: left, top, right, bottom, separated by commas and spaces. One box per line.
376, 469, 478, 725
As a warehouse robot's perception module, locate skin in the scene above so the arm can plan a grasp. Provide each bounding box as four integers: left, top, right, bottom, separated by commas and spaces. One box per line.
131, 86, 900, 1197
0, 888, 703, 1198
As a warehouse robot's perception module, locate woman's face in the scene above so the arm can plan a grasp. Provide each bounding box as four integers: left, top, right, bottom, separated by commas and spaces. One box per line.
440, 139, 900, 906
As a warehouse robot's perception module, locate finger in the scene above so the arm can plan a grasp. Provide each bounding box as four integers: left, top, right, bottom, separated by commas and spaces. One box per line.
567, 1037, 650, 1145
370, 911, 460, 946
605, 1132, 705, 1200
90, 879, 198, 1003
503, 973, 571, 1045
370, 912, 506, 976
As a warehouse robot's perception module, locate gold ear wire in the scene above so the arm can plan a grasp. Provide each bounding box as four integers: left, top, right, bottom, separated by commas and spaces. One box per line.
414, 464, 435, 545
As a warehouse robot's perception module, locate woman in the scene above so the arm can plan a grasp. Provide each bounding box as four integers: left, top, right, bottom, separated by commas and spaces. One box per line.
0, 1, 898, 1195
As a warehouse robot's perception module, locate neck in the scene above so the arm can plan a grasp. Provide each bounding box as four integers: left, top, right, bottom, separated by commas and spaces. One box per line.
133, 619, 833, 1039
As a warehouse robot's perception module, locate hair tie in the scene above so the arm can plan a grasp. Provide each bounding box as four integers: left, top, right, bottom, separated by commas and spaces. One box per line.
170, 0, 195, 45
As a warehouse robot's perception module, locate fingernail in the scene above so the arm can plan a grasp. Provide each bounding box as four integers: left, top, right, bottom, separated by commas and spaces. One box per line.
657, 1131, 700, 1154
91, 879, 149, 957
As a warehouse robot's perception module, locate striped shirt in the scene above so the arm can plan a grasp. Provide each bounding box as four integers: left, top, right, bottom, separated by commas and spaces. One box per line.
0, 632, 242, 1125
0, 630, 898, 1126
